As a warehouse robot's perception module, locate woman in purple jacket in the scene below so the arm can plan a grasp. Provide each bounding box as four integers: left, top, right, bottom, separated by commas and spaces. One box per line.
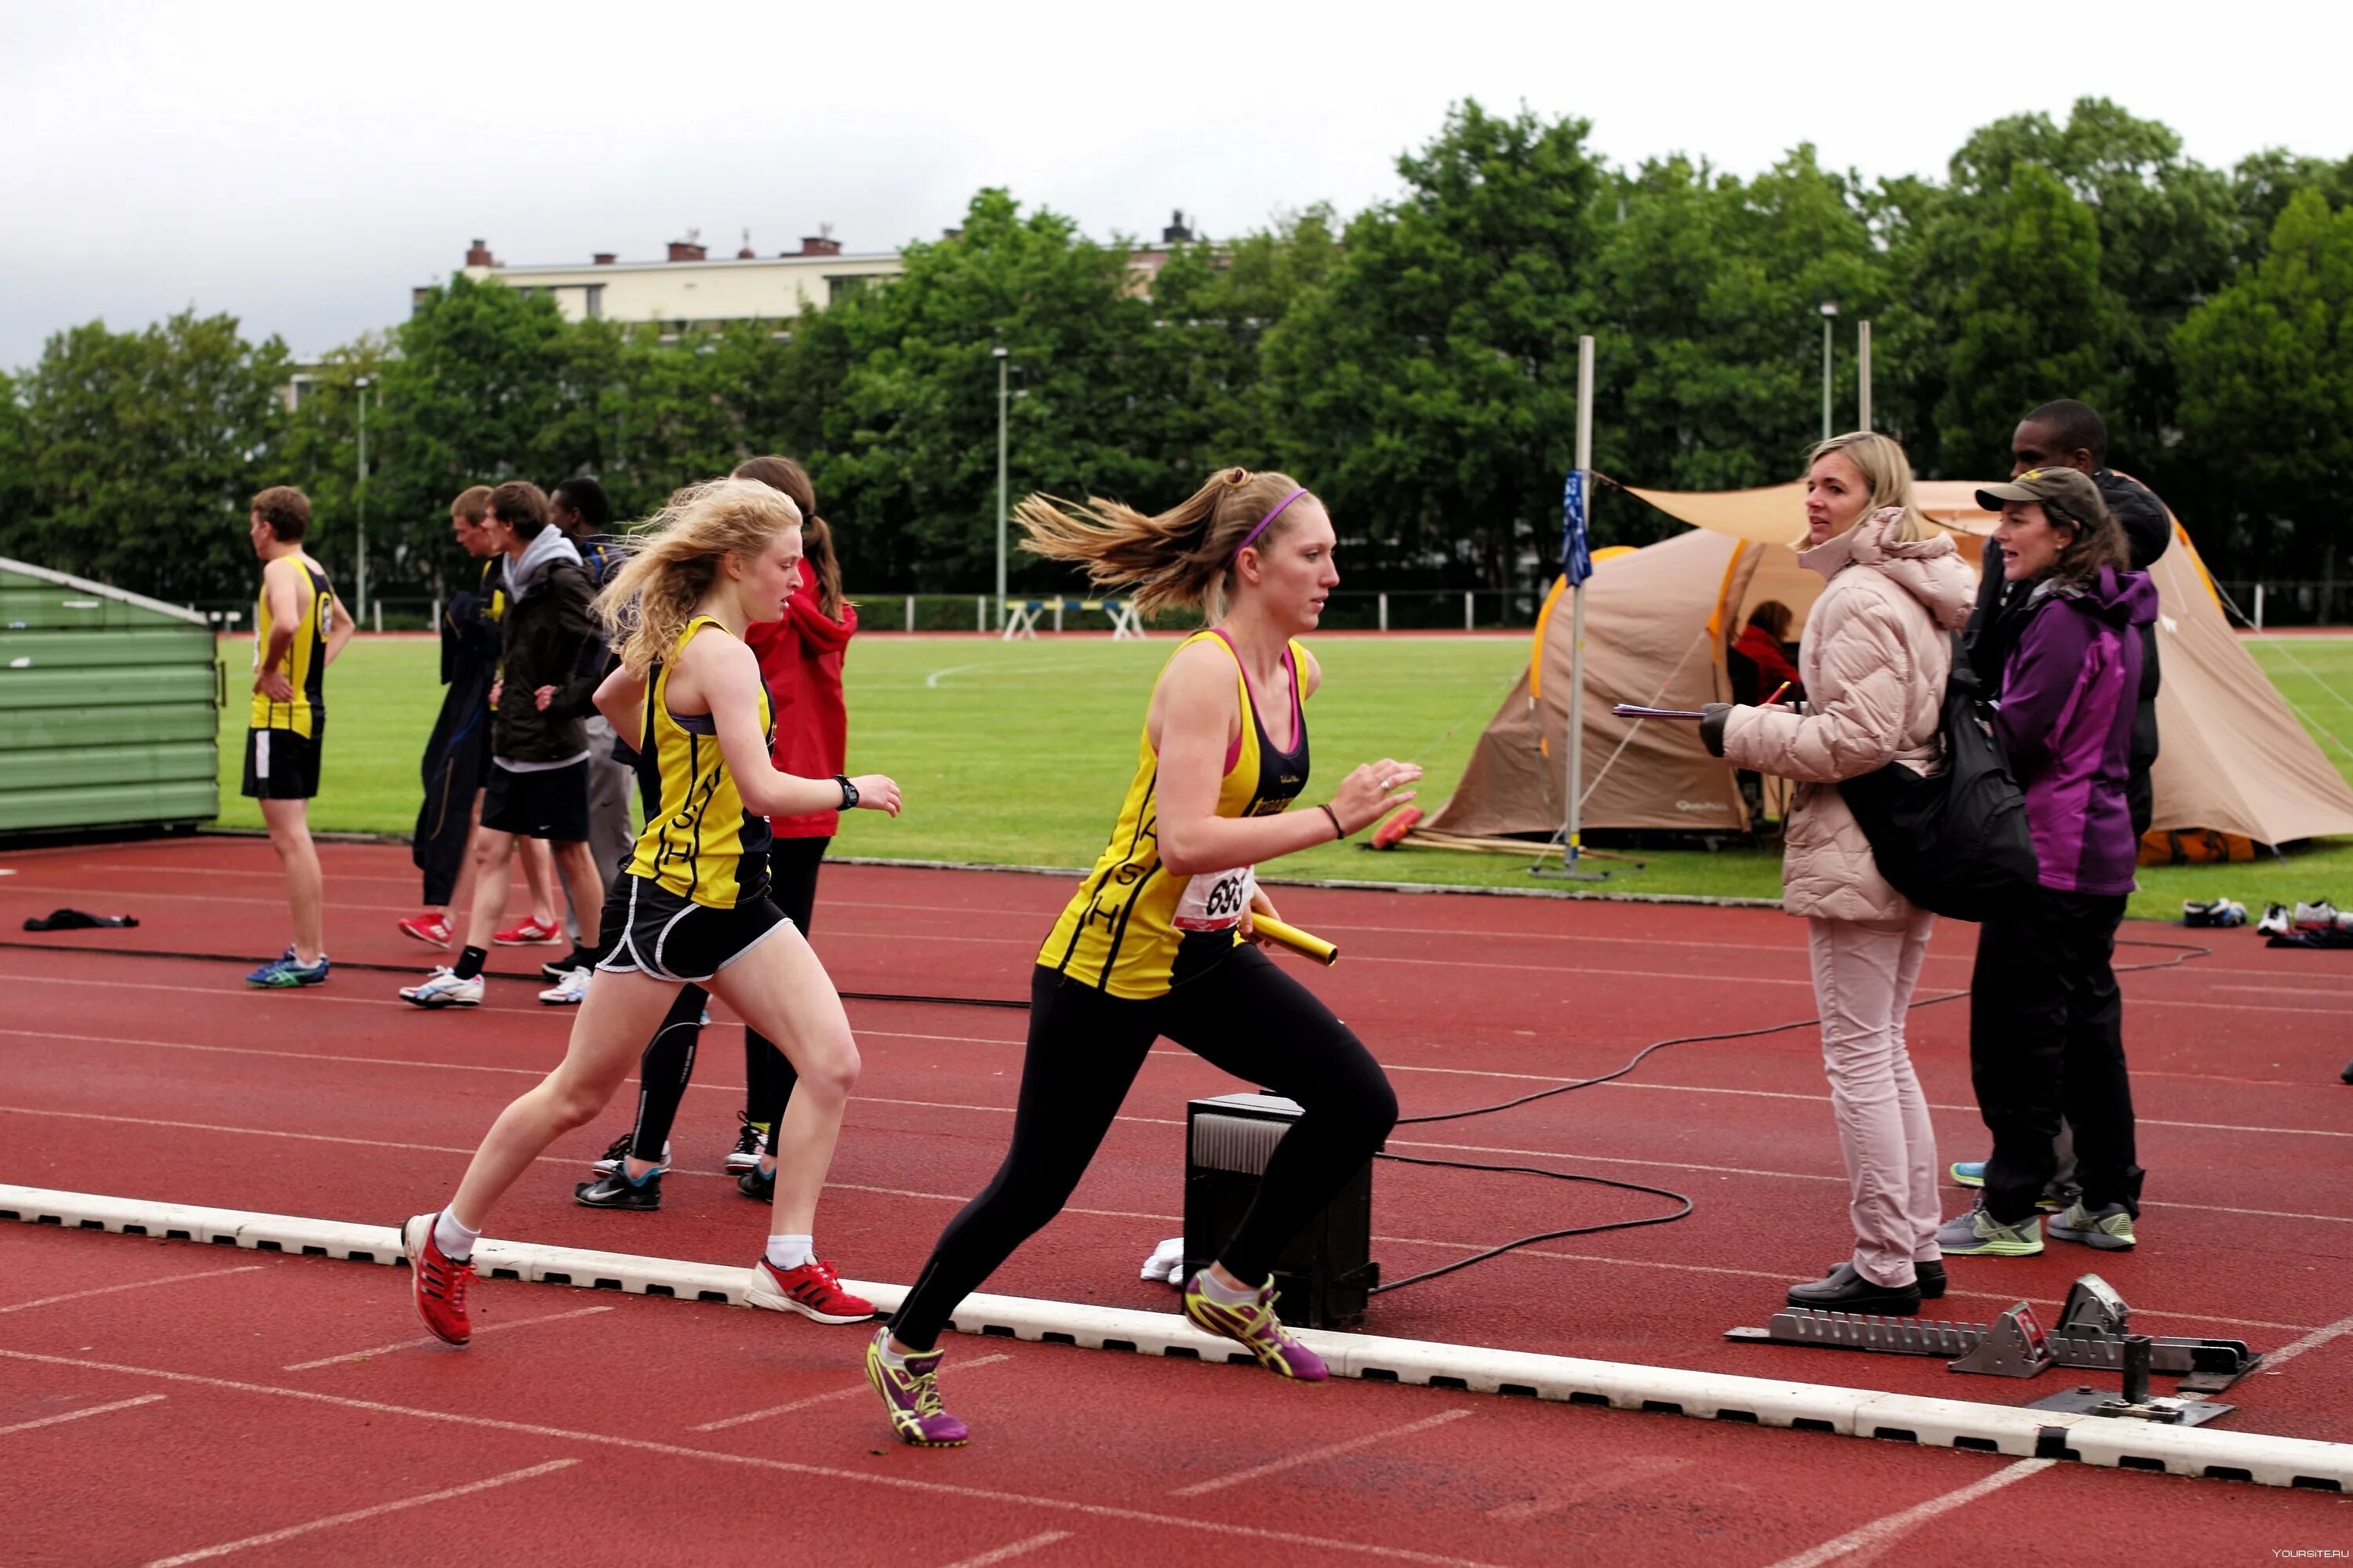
1940, 467, 2156, 1260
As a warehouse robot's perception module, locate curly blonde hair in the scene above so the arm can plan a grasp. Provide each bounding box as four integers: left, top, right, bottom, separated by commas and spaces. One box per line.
596, 478, 802, 675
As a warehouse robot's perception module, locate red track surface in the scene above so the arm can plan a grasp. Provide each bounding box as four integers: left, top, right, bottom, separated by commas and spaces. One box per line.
4, 835, 2350, 1565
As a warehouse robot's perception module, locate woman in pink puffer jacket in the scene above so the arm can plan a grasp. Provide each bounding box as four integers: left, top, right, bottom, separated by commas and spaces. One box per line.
1700, 432, 1975, 1318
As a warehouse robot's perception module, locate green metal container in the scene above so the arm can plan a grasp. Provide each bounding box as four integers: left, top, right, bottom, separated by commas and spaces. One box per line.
0, 557, 220, 835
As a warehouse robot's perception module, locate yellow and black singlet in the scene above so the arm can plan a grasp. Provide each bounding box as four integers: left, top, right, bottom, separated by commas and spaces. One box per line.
249, 552, 333, 737
1040, 629, 1311, 999
623, 616, 775, 908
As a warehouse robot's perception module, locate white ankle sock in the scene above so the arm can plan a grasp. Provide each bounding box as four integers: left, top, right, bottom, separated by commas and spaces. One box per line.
1197, 1268, 1263, 1306
434, 1208, 481, 1261
765, 1234, 814, 1271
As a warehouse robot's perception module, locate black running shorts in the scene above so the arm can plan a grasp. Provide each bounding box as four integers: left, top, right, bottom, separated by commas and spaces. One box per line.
596, 874, 790, 984
242, 725, 322, 800
482, 759, 591, 842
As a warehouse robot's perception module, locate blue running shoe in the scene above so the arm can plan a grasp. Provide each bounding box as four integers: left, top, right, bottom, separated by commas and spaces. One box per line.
245, 950, 329, 988
1950, 1160, 1985, 1188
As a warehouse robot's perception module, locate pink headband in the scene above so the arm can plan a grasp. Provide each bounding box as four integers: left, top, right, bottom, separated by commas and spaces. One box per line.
1233, 487, 1309, 560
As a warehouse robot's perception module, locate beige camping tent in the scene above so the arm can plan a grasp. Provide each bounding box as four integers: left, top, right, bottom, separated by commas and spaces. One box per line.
1426, 482, 2353, 846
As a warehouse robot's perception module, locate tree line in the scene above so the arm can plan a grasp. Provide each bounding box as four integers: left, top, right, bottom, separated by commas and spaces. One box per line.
2, 96, 2348, 607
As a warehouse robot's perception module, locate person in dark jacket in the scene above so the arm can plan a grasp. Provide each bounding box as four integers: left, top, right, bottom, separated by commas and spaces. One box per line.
404, 486, 540, 947
1952, 400, 2168, 1208
1941, 467, 2155, 1261
549, 477, 635, 905
400, 481, 606, 1009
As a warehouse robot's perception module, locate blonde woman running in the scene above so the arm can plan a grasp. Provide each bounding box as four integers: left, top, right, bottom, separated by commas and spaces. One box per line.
403, 478, 901, 1344
867, 467, 1412, 1447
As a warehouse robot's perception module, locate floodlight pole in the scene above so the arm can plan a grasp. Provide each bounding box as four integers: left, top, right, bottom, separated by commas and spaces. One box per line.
355, 376, 371, 625
1819, 300, 1839, 439
1857, 320, 1872, 431
994, 347, 1009, 631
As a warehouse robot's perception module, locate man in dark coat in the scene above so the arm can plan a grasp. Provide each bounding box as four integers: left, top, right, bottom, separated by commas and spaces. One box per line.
402, 487, 508, 947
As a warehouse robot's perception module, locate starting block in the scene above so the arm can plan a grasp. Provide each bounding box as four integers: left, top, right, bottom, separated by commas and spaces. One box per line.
1726, 1274, 2262, 1395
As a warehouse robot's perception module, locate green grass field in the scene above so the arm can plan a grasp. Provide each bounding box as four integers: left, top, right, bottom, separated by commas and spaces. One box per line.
214, 631, 2353, 921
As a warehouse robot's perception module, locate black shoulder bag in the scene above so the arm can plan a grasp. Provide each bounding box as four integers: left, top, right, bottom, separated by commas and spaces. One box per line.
1836, 637, 2038, 922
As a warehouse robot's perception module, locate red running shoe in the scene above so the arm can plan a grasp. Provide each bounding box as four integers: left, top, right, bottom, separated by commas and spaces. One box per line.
493, 915, 562, 946
402, 1213, 475, 1346
398, 913, 453, 947
747, 1257, 875, 1324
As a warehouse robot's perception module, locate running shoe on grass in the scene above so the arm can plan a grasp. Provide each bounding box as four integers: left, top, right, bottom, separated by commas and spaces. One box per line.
2257, 903, 2293, 937
493, 915, 562, 945
398, 913, 453, 947
245, 950, 329, 988
2047, 1200, 2137, 1251
591, 1133, 670, 1176
1935, 1203, 2043, 1257
402, 1213, 474, 1346
1181, 1271, 1328, 1381
748, 1257, 875, 1323
866, 1327, 969, 1446
399, 967, 482, 1008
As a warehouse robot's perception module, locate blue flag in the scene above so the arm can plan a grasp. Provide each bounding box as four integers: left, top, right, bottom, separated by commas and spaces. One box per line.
1561, 469, 1592, 588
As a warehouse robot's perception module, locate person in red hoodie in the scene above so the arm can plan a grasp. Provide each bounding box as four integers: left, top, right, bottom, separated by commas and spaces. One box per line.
573, 456, 857, 1210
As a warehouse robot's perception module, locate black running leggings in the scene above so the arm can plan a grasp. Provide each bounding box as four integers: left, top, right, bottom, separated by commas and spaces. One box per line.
624, 839, 826, 1162
891, 949, 1398, 1352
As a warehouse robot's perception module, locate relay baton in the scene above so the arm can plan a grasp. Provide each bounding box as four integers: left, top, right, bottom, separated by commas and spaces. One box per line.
1251, 914, 1339, 966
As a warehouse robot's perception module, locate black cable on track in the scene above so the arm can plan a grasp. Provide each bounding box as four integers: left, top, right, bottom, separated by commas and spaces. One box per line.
5, 931, 2213, 1293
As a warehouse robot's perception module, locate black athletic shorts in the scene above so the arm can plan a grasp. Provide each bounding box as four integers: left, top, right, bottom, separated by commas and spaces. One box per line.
242, 725, 322, 800
482, 759, 591, 842
596, 873, 790, 984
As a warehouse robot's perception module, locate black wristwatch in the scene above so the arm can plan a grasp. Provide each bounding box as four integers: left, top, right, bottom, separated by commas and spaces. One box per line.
835, 774, 859, 811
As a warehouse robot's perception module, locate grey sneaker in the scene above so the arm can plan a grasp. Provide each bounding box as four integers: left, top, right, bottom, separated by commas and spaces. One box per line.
2047, 1201, 2137, 1251
1935, 1203, 2043, 1257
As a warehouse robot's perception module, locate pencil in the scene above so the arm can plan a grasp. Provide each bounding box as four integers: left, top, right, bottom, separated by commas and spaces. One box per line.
1764, 680, 1792, 706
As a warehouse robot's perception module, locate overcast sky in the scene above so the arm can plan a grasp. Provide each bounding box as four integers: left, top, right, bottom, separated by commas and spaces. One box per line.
3, 0, 2344, 371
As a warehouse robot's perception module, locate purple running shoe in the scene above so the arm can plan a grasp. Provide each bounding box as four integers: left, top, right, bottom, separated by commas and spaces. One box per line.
865, 1327, 970, 1446
1181, 1271, 1328, 1381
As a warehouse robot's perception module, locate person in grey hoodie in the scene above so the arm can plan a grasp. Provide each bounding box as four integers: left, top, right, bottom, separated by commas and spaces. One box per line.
1940, 467, 2156, 1259
401, 481, 606, 1009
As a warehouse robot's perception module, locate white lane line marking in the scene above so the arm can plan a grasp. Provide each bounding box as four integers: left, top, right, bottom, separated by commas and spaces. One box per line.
1, 1348, 1505, 1568
142, 1458, 582, 1566
1484, 1454, 1693, 1519
2257, 1312, 2353, 1374
19, 1026, 2349, 1144
0, 1264, 263, 1314
1761, 1459, 2056, 1568
14, 958, 2349, 1019
1169, 1407, 1477, 1497
0, 1393, 165, 1435
284, 1304, 615, 1370
936, 1533, 1074, 1568
8, 1099, 2350, 1239
693, 1353, 1014, 1430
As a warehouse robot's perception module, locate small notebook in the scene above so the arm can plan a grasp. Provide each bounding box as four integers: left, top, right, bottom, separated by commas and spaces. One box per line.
1611, 704, 1705, 721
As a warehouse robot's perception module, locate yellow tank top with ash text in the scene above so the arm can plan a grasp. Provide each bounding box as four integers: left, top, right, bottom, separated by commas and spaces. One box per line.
1038, 629, 1311, 1000
624, 617, 775, 908
249, 552, 333, 737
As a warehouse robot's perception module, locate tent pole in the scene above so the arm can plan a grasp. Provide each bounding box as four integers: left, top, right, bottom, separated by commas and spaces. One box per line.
1857, 320, 1872, 431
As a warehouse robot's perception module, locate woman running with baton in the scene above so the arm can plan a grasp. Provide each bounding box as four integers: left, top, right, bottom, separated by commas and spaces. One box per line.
867, 467, 1411, 1447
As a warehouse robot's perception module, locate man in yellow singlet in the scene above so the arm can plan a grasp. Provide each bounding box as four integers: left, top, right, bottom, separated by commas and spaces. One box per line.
242, 485, 353, 987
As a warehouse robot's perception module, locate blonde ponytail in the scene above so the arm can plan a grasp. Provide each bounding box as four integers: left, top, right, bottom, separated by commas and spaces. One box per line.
1018, 467, 1312, 620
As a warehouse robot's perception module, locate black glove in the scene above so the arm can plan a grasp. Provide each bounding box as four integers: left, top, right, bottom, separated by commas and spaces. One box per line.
1700, 703, 1733, 759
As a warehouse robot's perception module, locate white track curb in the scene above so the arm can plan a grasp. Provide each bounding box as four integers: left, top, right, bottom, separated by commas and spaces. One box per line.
5, 1184, 2348, 1493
